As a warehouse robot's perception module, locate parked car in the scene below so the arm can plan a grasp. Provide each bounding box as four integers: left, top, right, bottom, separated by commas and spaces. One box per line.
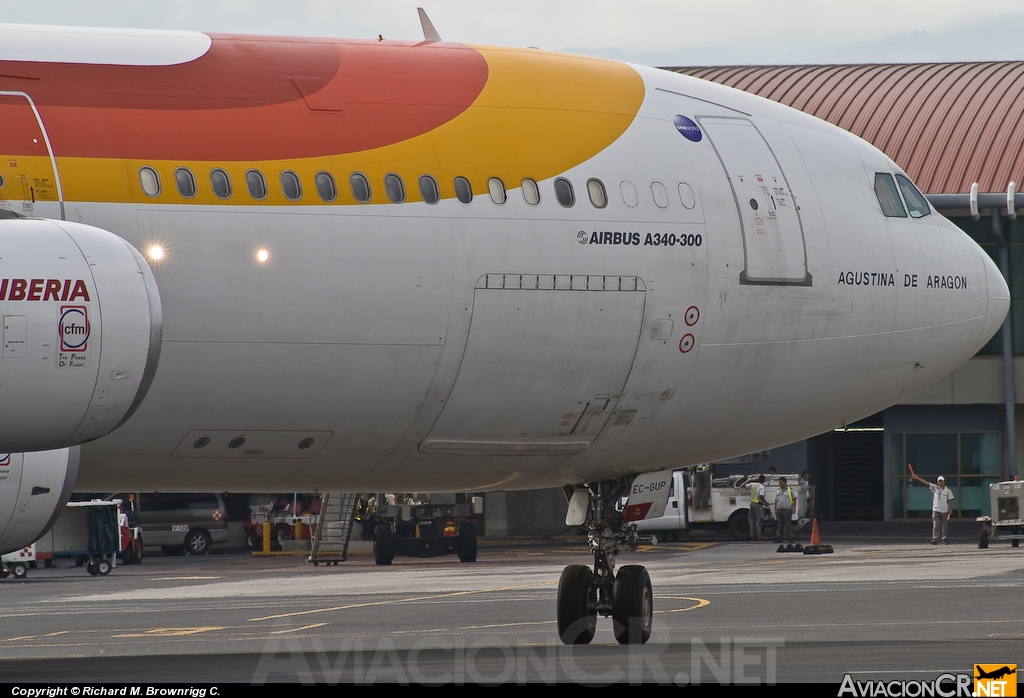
113, 493, 229, 555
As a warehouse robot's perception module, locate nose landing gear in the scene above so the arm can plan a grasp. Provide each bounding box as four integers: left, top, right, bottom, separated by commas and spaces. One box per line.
556, 479, 654, 645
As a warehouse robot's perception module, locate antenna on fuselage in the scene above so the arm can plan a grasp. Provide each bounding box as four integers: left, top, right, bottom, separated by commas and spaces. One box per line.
418, 7, 442, 42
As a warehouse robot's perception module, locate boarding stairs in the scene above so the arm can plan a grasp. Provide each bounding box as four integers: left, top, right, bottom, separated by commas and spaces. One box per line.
308, 492, 358, 566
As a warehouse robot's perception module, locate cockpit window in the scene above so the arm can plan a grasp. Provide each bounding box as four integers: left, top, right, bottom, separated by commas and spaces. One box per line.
874, 173, 906, 218
895, 174, 930, 219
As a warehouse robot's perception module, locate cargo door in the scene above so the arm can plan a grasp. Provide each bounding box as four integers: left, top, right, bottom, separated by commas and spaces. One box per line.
0, 92, 64, 220
421, 274, 646, 455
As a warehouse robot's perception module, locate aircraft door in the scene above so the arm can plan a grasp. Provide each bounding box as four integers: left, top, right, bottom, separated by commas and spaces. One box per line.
421, 274, 646, 455
698, 117, 809, 285
0, 92, 64, 220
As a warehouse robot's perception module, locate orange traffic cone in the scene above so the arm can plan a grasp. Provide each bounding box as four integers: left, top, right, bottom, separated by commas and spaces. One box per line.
804, 518, 833, 555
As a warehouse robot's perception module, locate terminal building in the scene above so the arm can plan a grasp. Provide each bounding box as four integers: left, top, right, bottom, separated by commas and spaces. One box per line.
487, 61, 1024, 534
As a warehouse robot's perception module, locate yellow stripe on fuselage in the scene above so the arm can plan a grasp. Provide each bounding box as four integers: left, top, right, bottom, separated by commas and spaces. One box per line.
10, 47, 644, 206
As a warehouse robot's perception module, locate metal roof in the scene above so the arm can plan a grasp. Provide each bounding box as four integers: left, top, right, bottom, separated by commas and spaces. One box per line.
668, 62, 1024, 196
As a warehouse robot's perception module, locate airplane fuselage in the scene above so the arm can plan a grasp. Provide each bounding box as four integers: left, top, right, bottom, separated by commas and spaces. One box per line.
0, 25, 1007, 493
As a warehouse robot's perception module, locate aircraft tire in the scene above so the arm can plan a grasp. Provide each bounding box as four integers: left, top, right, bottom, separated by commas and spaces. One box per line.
374, 524, 394, 565
612, 565, 653, 645
556, 564, 596, 645
458, 522, 478, 562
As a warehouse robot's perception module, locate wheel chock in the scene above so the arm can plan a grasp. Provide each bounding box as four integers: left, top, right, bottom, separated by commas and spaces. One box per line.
802, 544, 834, 555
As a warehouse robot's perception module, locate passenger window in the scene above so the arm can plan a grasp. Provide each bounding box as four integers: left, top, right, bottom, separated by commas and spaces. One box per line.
139, 167, 161, 197
418, 175, 439, 204
488, 177, 506, 204
651, 181, 669, 209
454, 176, 473, 204
175, 168, 196, 198
554, 178, 575, 207
385, 173, 405, 203
350, 173, 371, 203
620, 180, 638, 208
678, 182, 696, 209
210, 168, 231, 199
874, 173, 906, 218
315, 172, 337, 202
246, 169, 267, 200
587, 179, 607, 209
521, 178, 540, 206
895, 174, 930, 219
280, 170, 302, 201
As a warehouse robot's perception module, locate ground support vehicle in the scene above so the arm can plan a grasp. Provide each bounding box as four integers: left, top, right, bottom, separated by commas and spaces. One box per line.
631, 467, 811, 541
978, 480, 1024, 549
372, 494, 483, 565
245, 494, 318, 550
1, 544, 35, 578
31, 501, 121, 576
113, 492, 229, 556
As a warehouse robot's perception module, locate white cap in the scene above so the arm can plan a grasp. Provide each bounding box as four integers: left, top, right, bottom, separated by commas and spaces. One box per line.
936, 475, 945, 481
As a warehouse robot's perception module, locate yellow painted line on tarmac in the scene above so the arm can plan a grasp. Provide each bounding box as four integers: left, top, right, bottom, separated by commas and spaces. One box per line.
3, 630, 70, 642
146, 576, 222, 581
657, 596, 711, 613
248, 581, 557, 623
112, 626, 227, 637
269, 623, 329, 634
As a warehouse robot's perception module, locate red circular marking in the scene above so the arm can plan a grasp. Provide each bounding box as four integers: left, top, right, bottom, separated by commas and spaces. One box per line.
679, 333, 695, 353
684, 306, 700, 326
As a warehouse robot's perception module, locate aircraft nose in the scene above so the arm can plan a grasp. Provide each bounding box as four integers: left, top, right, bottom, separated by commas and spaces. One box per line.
980, 249, 1010, 351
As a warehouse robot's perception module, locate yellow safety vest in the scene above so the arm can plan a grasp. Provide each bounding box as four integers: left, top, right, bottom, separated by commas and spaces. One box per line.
777, 487, 794, 508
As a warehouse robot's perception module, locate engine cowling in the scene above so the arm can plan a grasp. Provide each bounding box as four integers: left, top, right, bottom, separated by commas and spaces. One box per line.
0, 219, 162, 452
0, 447, 79, 554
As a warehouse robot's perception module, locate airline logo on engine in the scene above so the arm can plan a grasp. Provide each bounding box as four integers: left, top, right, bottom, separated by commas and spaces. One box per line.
0, 278, 91, 302
0, 454, 9, 467
57, 305, 89, 368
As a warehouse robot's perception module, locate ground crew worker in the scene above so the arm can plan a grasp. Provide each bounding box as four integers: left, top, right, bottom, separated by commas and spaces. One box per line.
774, 477, 796, 543
909, 465, 954, 544
693, 464, 712, 509
748, 475, 766, 540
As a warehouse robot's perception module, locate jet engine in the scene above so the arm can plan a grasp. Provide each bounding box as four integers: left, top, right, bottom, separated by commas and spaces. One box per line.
0, 218, 162, 452
0, 447, 80, 553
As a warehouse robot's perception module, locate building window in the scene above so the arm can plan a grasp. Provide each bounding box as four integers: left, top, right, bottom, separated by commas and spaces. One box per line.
889, 432, 1001, 519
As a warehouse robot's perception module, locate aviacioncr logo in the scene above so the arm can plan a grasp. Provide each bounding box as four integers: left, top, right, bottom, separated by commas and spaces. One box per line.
59, 305, 90, 352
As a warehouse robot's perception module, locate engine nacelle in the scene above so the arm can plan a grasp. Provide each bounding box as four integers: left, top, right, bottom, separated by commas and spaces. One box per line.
0, 219, 162, 452
0, 447, 79, 554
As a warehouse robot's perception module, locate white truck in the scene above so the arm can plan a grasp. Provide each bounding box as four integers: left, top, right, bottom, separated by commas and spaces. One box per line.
631, 466, 811, 541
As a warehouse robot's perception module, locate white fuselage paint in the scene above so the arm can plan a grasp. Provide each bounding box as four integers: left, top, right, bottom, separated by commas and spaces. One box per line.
70, 64, 1008, 493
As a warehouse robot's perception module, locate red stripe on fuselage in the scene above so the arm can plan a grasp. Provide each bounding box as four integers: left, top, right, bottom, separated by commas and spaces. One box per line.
0, 36, 488, 161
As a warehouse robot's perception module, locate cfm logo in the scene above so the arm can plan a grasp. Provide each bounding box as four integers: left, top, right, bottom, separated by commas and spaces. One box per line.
0, 454, 9, 467
975, 665, 1017, 697
59, 305, 90, 352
